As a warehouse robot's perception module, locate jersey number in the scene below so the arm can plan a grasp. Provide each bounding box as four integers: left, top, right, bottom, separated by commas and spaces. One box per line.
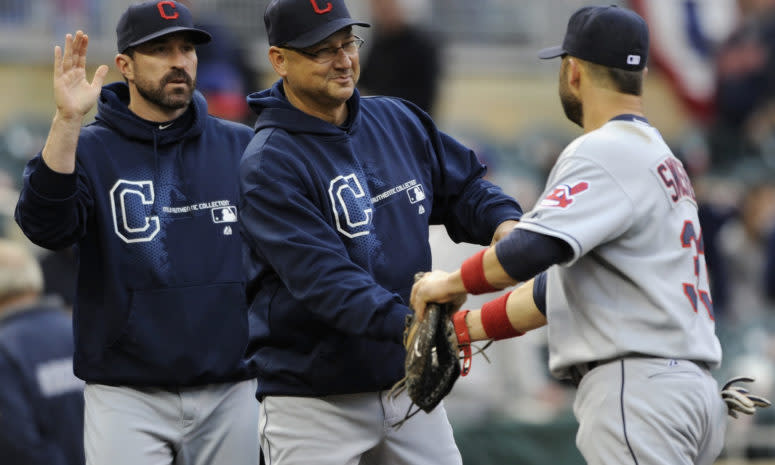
110, 180, 160, 243
680, 220, 714, 320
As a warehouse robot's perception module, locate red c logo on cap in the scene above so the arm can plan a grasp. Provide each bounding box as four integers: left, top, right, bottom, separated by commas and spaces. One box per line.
310, 0, 332, 14
157, 1, 179, 19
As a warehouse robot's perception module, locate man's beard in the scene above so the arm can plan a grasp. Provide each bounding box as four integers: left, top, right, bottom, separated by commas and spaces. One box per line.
560, 90, 583, 128
135, 69, 195, 111
559, 64, 583, 128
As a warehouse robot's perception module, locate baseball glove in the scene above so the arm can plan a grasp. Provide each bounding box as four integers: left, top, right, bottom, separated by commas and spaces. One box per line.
389, 300, 460, 426
721, 376, 772, 418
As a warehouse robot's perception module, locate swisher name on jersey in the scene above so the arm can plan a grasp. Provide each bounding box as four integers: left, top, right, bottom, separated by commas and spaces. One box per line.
653, 156, 696, 206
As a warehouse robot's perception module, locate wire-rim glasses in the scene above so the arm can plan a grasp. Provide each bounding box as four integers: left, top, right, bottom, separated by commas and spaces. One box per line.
283, 36, 365, 63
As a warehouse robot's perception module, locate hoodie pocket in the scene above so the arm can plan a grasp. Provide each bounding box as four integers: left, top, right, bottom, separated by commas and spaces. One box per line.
115, 282, 248, 376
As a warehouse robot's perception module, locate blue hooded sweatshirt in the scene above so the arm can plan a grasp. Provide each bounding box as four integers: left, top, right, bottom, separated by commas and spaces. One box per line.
240, 81, 522, 397
15, 82, 256, 386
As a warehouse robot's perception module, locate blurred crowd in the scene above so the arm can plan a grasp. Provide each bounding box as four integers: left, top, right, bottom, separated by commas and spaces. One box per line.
1, 0, 775, 463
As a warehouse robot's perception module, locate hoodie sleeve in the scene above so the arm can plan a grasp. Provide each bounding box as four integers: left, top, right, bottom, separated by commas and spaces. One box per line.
404, 102, 523, 244
15, 153, 92, 251
240, 133, 409, 343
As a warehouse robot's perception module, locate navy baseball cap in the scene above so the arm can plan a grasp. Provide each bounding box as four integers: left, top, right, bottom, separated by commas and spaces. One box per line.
116, 0, 212, 53
264, 0, 370, 48
538, 5, 649, 71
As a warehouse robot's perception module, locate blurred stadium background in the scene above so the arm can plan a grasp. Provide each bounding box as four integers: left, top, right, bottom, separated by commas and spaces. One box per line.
1, 0, 774, 463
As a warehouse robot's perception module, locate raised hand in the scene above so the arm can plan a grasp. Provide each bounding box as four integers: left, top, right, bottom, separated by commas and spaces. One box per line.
53, 31, 109, 120
42, 31, 110, 174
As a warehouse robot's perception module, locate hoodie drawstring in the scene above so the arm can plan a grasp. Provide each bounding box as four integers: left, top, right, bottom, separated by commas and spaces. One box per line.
151, 130, 160, 216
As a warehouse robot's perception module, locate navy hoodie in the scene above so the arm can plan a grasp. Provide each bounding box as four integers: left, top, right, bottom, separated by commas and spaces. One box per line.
0, 301, 84, 465
15, 82, 256, 386
240, 81, 522, 397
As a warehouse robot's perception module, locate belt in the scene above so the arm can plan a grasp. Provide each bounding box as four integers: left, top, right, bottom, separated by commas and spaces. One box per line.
568, 357, 711, 388
568, 361, 599, 387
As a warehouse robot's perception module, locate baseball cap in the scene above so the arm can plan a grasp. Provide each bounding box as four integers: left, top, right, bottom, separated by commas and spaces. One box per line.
538, 5, 649, 71
264, 0, 370, 48
116, 0, 212, 53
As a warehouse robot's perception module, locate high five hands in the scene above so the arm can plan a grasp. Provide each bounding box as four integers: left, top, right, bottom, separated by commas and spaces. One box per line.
53, 31, 109, 121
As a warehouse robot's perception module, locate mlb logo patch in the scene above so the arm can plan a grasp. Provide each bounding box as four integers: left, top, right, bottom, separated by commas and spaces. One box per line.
540, 181, 589, 208
407, 185, 426, 204
627, 55, 641, 66
212, 206, 238, 223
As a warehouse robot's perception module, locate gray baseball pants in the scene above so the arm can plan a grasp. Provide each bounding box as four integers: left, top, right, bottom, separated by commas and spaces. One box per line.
259, 389, 462, 465
573, 357, 727, 465
84, 379, 259, 465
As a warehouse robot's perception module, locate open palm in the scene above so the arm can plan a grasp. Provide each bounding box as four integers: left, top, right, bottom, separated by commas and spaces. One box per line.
54, 31, 109, 119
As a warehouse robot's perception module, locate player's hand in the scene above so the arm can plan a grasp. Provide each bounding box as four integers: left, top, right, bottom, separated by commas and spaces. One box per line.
721, 376, 772, 418
410, 270, 467, 321
53, 31, 109, 121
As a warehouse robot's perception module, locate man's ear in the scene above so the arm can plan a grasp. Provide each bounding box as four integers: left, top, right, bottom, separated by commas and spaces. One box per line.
566, 57, 582, 92
268, 46, 289, 78
115, 53, 133, 81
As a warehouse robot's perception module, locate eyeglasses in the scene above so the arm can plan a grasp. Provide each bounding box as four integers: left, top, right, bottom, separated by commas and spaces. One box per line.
284, 36, 365, 64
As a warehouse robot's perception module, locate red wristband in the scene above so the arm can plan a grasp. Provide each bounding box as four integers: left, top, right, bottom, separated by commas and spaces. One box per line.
481, 291, 524, 340
460, 249, 498, 295
452, 310, 472, 376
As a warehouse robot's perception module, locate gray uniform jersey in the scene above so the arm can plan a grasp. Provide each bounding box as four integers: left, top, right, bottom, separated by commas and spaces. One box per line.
516, 117, 722, 380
